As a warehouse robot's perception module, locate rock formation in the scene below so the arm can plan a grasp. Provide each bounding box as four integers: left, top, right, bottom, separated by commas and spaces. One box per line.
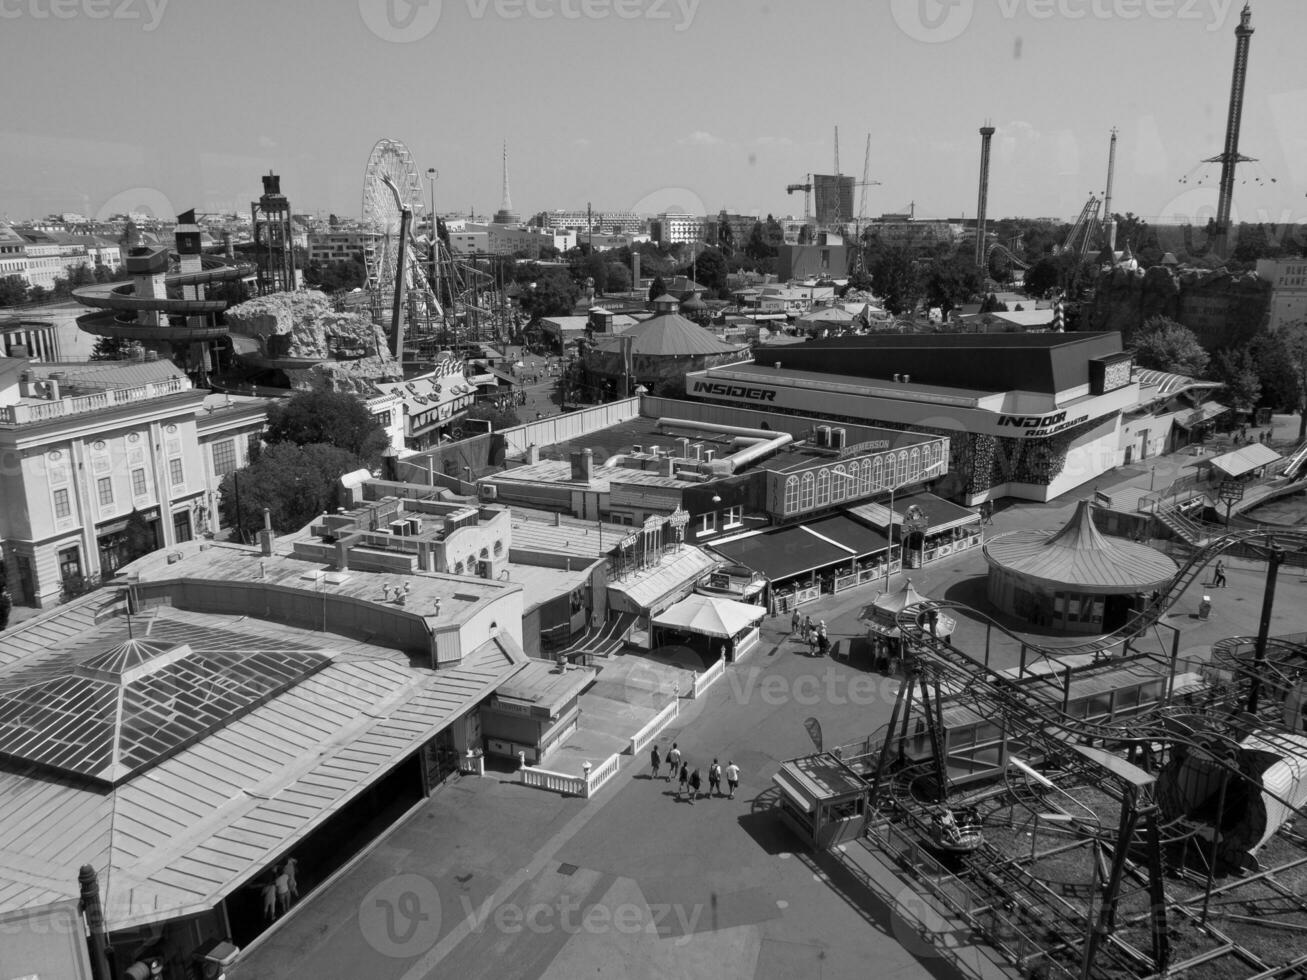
1084, 264, 1270, 348
225, 290, 401, 393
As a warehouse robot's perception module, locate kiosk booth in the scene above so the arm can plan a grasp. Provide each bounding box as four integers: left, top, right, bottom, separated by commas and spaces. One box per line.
772, 752, 872, 850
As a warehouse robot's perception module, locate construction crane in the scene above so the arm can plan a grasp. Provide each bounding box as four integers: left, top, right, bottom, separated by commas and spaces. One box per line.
786, 175, 814, 225
853, 133, 882, 241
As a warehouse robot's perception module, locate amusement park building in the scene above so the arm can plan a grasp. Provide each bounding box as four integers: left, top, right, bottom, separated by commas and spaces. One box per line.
0, 537, 528, 980
0, 357, 272, 608
685, 332, 1215, 505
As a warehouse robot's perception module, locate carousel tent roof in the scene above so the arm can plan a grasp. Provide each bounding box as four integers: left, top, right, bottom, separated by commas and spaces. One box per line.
984, 500, 1176, 592
593, 312, 743, 357
871, 579, 955, 637
652, 594, 765, 638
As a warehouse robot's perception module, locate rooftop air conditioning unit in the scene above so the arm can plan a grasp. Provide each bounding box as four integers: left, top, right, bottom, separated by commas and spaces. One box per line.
479, 484, 498, 501
390, 520, 410, 536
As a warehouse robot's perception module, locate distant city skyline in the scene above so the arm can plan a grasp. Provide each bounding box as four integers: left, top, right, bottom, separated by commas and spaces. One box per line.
1, 0, 1304, 228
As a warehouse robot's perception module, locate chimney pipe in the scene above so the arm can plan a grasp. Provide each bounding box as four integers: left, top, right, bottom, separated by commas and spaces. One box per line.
79, 865, 112, 980
259, 507, 275, 556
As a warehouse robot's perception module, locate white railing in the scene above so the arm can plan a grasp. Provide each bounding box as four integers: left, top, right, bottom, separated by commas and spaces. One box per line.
629, 698, 679, 755
460, 751, 485, 776
692, 655, 727, 699
519, 764, 586, 796
584, 752, 621, 797
0, 377, 191, 425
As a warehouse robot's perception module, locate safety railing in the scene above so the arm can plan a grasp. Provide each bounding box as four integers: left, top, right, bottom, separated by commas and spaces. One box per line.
691, 654, 727, 699
584, 752, 621, 797
519, 764, 586, 796
629, 697, 679, 755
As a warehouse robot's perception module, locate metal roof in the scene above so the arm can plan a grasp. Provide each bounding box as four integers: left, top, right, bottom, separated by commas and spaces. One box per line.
608, 546, 717, 611
0, 606, 523, 929
1206, 443, 1282, 479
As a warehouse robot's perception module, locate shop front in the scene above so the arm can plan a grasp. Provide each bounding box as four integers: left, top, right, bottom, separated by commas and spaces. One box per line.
96, 507, 161, 576
847, 491, 981, 570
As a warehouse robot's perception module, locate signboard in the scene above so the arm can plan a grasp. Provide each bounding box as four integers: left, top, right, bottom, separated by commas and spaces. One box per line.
687, 370, 1118, 441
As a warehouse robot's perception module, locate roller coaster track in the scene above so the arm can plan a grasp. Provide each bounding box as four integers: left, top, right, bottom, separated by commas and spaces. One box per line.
985, 241, 1032, 271
882, 528, 1307, 823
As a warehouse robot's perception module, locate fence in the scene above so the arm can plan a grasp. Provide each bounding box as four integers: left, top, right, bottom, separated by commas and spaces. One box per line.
519, 751, 622, 798
497, 399, 641, 459
584, 752, 621, 796
519, 764, 587, 796
629, 697, 679, 755
691, 655, 727, 699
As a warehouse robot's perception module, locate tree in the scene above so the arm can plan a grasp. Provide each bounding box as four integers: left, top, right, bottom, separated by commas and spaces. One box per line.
218, 442, 359, 539
1213, 347, 1262, 412
605, 262, 631, 293
1249, 333, 1302, 413
1132, 317, 1210, 377
978, 293, 1008, 314
464, 402, 521, 430
520, 272, 578, 318
685, 247, 727, 293
90, 337, 137, 361
264, 389, 390, 467
0, 275, 27, 307
1024, 258, 1061, 298
27, 285, 49, 305
1277, 323, 1307, 440
303, 258, 366, 292
715, 211, 736, 257
925, 256, 981, 322
870, 246, 922, 316
648, 275, 667, 303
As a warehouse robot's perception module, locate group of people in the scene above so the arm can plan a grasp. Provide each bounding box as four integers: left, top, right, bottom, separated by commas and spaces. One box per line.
259, 857, 299, 924
649, 742, 740, 803
789, 611, 830, 657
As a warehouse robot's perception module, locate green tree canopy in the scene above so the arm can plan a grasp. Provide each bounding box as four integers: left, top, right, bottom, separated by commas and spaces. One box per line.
925, 256, 981, 322
648, 275, 667, 303
0, 275, 27, 307
1213, 347, 1262, 412
685, 248, 727, 293
1132, 317, 1210, 377
1274, 323, 1307, 440
520, 272, 578, 318
264, 389, 390, 467
218, 442, 359, 539
303, 258, 367, 292
870, 246, 922, 316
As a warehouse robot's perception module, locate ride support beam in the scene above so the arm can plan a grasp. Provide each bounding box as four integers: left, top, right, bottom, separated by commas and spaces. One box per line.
1247, 540, 1286, 714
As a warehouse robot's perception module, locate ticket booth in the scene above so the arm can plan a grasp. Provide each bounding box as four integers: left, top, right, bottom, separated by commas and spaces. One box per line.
772, 752, 871, 851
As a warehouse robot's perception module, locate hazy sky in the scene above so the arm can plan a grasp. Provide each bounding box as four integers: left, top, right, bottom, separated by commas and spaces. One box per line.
1, 0, 1304, 227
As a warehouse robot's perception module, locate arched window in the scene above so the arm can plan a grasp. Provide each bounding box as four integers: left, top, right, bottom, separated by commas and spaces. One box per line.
816, 468, 831, 507
784, 476, 799, 514
885, 453, 897, 489
493, 540, 504, 557
454, 561, 465, 576
858, 458, 872, 495
800, 471, 815, 511
898, 451, 909, 486
480, 547, 489, 559
909, 447, 921, 482
832, 465, 848, 502
872, 456, 883, 491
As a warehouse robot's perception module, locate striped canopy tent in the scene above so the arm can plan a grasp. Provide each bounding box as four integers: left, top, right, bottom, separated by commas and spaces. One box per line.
868, 578, 955, 638
984, 500, 1176, 593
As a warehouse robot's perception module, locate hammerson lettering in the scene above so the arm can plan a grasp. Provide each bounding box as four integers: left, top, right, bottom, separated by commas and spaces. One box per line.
691, 381, 777, 402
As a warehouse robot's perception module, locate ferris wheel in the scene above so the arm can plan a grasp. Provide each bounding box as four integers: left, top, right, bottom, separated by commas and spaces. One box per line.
361, 138, 432, 319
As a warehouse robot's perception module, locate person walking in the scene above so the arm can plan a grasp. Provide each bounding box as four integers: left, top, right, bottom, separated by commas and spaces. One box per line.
807, 625, 818, 657
817, 622, 829, 657
688, 767, 702, 804
666, 743, 681, 782
678, 762, 690, 800
725, 761, 740, 799
274, 865, 292, 916
1213, 560, 1227, 588
261, 880, 277, 923
708, 759, 722, 797
284, 856, 299, 902
650, 745, 662, 780
791, 609, 801, 636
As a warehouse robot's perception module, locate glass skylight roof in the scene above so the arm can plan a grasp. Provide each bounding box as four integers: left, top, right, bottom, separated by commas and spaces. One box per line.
0, 622, 328, 788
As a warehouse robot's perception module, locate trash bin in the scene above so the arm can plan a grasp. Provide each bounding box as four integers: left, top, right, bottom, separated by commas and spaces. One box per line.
1198, 595, 1212, 620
